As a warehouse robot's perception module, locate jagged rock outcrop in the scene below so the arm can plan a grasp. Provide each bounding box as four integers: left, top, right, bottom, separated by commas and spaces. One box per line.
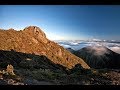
23, 26, 48, 44
6, 64, 15, 75
0, 26, 90, 69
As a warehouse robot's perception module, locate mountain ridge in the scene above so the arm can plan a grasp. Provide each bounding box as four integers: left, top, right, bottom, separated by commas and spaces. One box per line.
0, 26, 90, 69
72, 46, 120, 69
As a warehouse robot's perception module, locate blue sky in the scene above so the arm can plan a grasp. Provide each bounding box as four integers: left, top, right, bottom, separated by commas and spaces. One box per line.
0, 5, 120, 40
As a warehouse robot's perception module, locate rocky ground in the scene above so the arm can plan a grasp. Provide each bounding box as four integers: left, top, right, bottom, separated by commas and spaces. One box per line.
0, 65, 120, 85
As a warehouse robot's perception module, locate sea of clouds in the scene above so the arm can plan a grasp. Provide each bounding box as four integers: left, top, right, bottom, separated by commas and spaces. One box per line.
54, 40, 120, 54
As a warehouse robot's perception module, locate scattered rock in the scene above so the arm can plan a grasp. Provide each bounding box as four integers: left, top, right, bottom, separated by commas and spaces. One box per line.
6, 64, 15, 75
7, 79, 24, 85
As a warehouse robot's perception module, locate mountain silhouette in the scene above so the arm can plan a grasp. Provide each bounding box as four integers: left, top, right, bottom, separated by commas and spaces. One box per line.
71, 46, 120, 69
66, 48, 75, 53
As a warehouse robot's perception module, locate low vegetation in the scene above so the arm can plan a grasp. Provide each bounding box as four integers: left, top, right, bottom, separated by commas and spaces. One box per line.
0, 26, 119, 85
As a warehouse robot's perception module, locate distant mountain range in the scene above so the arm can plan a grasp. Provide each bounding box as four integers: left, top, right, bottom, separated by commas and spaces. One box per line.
66, 46, 120, 69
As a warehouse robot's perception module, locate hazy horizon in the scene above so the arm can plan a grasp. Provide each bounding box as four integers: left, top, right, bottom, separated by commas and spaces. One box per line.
1, 5, 120, 40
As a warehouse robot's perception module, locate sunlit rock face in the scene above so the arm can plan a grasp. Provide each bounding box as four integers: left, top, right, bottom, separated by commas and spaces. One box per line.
23, 26, 48, 44
0, 26, 90, 69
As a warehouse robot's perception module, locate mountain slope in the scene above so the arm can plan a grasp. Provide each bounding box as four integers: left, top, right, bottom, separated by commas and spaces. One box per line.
66, 48, 75, 53
0, 26, 90, 69
73, 46, 120, 69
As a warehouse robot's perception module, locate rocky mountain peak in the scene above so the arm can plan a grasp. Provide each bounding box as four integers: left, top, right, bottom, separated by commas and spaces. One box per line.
0, 26, 90, 69
23, 26, 48, 43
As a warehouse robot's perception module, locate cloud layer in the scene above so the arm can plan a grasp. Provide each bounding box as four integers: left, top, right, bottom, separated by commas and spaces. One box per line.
55, 40, 120, 54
